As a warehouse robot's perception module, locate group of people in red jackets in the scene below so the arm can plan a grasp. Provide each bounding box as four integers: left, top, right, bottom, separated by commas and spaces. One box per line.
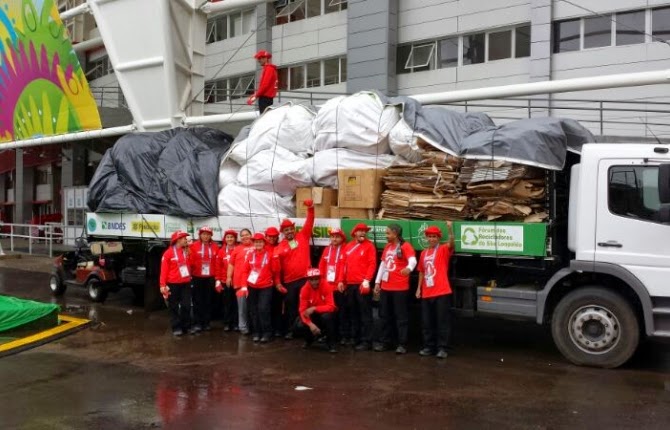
159, 199, 455, 358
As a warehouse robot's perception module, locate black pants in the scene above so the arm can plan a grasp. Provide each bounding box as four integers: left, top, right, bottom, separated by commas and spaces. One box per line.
285, 278, 305, 334
258, 96, 273, 114
422, 294, 452, 351
379, 290, 409, 347
192, 277, 215, 328
248, 287, 273, 337
347, 284, 373, 344
271, 288, 285, 335
222, 286, 238, 329
167, 282, 192, 331
334, 290, 349, 340
295, 313, 336, 346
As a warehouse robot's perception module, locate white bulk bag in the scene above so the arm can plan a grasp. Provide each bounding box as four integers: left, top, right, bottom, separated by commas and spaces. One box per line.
312, 92, 400, 155
218, 184, 295, 218
218, 158, 241, 190
236, 147, 313, 196
308, 148, 406, 188
389, 118, 423, 163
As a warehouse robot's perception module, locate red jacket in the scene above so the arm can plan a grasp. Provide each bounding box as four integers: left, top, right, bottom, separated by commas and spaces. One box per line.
189, 240, 219, 278
230, 244, 254, 288
274, 207, 314, 284
299, 281, 336, 325
244, 249, 280, 288
160, 246, 191, 286
255, 63, 278, 98
318, 244, 346, 288
215, 244, 236, 282
342, 239, 377, 285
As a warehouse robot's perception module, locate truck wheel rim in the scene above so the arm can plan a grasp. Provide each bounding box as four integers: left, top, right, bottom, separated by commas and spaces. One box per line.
49, 277, 58, 291
568, 305, 620, 355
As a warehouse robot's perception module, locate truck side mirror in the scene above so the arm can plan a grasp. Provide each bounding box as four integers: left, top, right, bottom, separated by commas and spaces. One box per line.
659, 164, 670, 204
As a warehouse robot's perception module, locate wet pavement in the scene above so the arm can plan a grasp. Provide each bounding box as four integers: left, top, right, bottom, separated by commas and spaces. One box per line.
0, 265, 669, 429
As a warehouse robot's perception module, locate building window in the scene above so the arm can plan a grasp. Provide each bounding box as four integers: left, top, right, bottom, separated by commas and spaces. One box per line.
230, 75, 255, 100
584, 15, 612, 49
438, 37, 458, 68
553, 19, 580, 53
278, 67, 289, 91
616, 11, 645, 45
276, 0, 306, 25
652, 7, 670, 40
463, 33, 485, 65
488, 29, 512, 61
36, 169, 50, 186
289, 65, 305, 90
325, 0, 347, 14
404, 42, 436, 72
206, 9, 254, 43
306, 61, 321, 88
339, 57, 347, 82
515, 25, 531, 58
276, 0, 346, 25
204, 74, 255, 103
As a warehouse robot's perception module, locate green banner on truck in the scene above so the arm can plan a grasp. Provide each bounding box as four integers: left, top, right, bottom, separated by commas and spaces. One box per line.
340, 220, 547, 257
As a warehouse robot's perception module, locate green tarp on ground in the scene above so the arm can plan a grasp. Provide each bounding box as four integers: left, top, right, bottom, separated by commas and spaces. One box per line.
0, 296, 60, 332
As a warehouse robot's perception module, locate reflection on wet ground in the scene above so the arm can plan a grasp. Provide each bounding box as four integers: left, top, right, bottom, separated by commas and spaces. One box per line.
0, 267, 668, 429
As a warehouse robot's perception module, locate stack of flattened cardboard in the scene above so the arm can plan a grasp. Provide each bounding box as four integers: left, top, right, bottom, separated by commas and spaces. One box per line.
460, 160, 547, 222
380, 152, 469, 220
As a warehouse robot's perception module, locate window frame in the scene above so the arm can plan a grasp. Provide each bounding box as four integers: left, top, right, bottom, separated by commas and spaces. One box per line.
614, 10, 647, 46
607, 165, 663, 224
486, 28, 513, 62
404, 42, 437, 72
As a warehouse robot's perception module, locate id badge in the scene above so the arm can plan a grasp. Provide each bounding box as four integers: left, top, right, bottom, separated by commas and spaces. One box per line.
426, 276, 435, 288
289, 240, 298, 250
382, 270, 389, 282
201, 263, 210, 276
327, 265, 336, 283
179, 264, 190, 278
247, 270, 259, 284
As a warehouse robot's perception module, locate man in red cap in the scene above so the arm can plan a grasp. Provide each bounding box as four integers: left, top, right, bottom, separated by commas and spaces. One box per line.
341, 223, 378, 351
216, 229, 238, 331
189, 226, 220, 333
273, 199, 314, 339
247, 50, 278, 114
297, 268, 338, 353
318, 227, 347, 343
160, 230, 192, 336
416, 222, 455, 359
245, 232, 281, 343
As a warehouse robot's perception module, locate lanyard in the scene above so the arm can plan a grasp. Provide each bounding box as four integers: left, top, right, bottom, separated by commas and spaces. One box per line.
172, 246, 185, 264
326, 245, 341, 264
386, 243, 401, 259
201, 242, 212, 260
424, 245, 439, 263
250, 251, 268, 269
346, 243, 361, 256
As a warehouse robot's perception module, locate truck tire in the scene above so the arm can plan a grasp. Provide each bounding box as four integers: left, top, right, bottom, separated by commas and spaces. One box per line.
87, 278, 108, 303
551, 286, 639, 368
49, 274, 66, 296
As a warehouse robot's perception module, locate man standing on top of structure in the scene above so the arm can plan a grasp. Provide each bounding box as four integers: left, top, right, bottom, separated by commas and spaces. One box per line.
247, 50, 278, 114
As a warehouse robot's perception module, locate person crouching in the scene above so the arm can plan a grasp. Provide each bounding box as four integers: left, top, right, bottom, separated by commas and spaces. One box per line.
297, 268, 338, 353
160, 230, 192, 337
245, 232, 280, 343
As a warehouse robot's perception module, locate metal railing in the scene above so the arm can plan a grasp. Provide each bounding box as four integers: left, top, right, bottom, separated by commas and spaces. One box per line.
0, 223, 65, 257
90, 86, 127, 109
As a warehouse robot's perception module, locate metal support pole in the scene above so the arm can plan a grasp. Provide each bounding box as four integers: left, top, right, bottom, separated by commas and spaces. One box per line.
10, 225, 13, 252
600, 101, 604, 136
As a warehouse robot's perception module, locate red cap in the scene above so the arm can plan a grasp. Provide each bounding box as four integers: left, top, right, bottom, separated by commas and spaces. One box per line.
252, 232, 265, 241
306, 268, 321, 278
351, 223, 371, 235
280, 219, 295, 230
223, 229, 238, 238
265, 227, 280, 237
328, 227, 346, 240
198, 226, 213, 235
254, 50, 272, 59
424, 225, 442, 238
170, 230, 189, 245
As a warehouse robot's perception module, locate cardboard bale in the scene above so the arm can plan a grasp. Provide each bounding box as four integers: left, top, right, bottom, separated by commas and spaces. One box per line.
331, 206, 375, 219
337, 169, 385, 209
296, 187, 338, 218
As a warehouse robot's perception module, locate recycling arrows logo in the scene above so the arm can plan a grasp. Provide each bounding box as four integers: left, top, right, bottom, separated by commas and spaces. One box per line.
88, 218, 97, 232
462, 227, 478, 246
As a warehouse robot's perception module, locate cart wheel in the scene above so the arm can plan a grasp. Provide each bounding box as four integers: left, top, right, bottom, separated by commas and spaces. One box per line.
49, 274, 66, 296
87, 278, 108, 303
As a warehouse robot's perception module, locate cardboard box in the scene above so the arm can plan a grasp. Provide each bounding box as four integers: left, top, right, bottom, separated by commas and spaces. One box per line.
337, 169, 385, 209
330, 206, 375, 219
296, 187, 338, 218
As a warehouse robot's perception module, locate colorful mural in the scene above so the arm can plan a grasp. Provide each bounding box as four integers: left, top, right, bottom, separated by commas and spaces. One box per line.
0, 0, 101, 143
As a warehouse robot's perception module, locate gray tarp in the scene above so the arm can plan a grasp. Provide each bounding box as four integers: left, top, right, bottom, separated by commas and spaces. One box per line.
87, 127, 233, 217
389, 95, 594, 170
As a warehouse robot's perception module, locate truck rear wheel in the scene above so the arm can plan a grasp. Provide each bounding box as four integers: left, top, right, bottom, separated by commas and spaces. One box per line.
551, 286, 639, 368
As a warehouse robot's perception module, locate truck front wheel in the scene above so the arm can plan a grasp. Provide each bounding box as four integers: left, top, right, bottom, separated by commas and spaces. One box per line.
551, 286, 639, 368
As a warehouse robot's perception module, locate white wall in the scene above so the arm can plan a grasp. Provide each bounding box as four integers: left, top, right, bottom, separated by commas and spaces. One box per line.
205, 34, 258, 81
